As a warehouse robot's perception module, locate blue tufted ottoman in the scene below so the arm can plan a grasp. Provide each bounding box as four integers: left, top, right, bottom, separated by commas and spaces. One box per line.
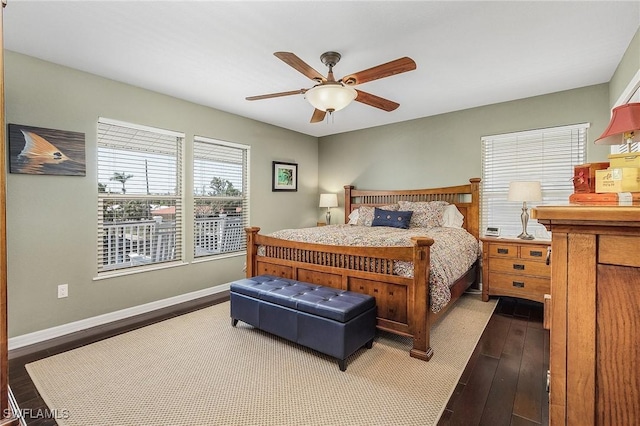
230, 275, 376, 371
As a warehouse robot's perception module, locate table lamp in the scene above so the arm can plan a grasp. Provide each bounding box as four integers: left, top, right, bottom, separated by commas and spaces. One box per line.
594, 102, 640, 152
319, 193, 338, 225
508, 181, 542, 240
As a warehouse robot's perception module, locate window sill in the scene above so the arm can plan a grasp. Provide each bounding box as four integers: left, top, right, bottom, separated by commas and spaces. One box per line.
93, 261, 189, 281
191, 251, 245, 264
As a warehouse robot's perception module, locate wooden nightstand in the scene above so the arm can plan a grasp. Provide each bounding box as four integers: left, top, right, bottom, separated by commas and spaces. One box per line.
481, 237, 551, 304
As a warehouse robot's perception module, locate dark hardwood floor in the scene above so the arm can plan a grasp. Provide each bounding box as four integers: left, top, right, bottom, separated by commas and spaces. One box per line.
8, 295, 548, 425
439, 296, 549, 426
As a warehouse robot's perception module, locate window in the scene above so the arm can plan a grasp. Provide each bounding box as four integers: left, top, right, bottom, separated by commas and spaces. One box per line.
97, 118, 184, 273
612, 140, 639, 154
193, 136, 250, 258
481, 123, 588, 238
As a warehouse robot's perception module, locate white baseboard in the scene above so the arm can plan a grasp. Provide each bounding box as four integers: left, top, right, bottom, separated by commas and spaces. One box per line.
8, 283, 230, 351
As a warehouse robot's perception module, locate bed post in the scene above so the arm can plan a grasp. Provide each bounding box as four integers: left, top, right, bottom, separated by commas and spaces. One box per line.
344, 185, 354, 224
468, 178, 481, 239
409, 236, 434, 361
245, 227, 260, 278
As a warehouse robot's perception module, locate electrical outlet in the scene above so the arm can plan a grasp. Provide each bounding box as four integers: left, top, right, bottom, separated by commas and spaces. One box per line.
57, 284, 68, 299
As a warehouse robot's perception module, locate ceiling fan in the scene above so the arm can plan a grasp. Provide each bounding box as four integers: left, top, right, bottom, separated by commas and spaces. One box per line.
246, 51, 417, 123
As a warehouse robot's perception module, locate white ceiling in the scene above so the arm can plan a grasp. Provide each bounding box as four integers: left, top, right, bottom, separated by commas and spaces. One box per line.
3, 1, 640, 138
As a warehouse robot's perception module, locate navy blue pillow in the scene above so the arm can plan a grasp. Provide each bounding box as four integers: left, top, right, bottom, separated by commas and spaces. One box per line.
371, 208, 413, 229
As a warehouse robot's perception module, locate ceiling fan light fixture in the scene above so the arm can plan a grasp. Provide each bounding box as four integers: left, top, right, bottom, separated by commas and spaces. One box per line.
305, 84, 357, 112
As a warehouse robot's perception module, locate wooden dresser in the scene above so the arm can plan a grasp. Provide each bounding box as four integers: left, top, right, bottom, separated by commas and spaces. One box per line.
533, 205, 640, 426
481, 237, 551, 303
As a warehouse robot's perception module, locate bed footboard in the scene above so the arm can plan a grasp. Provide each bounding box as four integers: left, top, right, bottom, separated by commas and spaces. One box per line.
245, 227, 435, 360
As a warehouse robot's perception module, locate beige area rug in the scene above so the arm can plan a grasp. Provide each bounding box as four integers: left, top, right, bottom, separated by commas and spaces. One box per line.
26, 294, 497, 426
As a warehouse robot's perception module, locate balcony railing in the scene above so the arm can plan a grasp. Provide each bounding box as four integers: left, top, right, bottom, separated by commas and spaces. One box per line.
194, 216, 244, 257
100, 217, 243, 271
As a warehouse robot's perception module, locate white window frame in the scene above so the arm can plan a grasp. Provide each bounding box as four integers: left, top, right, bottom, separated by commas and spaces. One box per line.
97, 118, 184, 274
193, 136, 250, 259
481, 123, 588, 239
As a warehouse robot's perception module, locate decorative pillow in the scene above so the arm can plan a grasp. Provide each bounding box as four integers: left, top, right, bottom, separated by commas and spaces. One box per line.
371, 208, 413, 229
442, 204, 464, 228
347, 209, 359, 225
397, 200, 449, 228
356, 204, 399, 226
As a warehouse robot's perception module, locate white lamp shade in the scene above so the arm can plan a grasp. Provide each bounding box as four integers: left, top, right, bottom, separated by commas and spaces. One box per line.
306, 84, 357, 112
507, 181, 542, 202
319, 193, 338, 208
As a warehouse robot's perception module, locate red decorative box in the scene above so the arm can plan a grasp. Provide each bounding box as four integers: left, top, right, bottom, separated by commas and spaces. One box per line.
573, 162, 609, 193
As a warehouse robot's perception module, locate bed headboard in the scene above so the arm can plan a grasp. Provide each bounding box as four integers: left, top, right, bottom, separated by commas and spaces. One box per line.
344, 178, 481, 239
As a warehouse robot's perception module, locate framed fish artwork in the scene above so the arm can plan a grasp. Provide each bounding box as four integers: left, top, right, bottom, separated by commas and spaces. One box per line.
8, 124, 86, 176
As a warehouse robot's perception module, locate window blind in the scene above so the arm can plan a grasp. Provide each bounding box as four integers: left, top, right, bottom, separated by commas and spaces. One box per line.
193, 136, 250, 258
481, 123, 588, 238
612, 141, 639, 154
97, 118, 184, 273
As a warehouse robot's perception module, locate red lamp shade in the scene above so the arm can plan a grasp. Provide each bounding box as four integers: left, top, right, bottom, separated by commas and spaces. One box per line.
595, 102, 640, 145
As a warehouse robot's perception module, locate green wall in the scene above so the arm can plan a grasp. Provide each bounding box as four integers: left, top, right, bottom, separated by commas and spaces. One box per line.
318, 84, 612, 220
5, 51, 318, 338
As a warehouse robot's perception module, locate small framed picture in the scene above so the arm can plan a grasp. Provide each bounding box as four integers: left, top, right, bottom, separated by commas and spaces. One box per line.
272, 161, 298, 192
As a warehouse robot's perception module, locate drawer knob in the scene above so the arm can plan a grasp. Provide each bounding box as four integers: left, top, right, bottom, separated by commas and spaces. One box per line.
513, 281, 525, 288
497, 248, 509, 254
513, 264, 525, 270
530, 250, 543, 257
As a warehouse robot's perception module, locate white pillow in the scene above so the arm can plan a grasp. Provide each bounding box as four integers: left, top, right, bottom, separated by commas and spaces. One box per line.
347, 209, 359, 225
442, 204, 464, 228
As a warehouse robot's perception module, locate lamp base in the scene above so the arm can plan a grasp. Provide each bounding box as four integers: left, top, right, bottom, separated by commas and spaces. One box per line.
517, 232, 535, 240
518, 202, 534, 240
326, 209, 331, 225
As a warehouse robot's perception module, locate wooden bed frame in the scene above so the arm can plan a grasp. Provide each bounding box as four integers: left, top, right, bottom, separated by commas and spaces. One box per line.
245, 178, 481, 361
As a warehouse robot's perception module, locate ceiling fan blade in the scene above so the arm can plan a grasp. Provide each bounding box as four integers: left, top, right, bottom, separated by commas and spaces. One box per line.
275, 52, 326, 82
341, 57, 416, 86
355, 90, 400, 112
310, 109, 326, 123
245, 89, 306, 101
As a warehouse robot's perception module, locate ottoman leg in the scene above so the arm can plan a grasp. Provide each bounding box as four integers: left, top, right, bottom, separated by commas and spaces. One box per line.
339, 359, 347, 372
231, 318, 238, 327
365, 338, 374, 349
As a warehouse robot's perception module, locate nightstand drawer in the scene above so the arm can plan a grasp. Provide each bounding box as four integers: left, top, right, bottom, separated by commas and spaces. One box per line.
520, 244, 549, 261
490, 258, 550, 277
489, 273, 550, 298
487, 243, 518, 258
